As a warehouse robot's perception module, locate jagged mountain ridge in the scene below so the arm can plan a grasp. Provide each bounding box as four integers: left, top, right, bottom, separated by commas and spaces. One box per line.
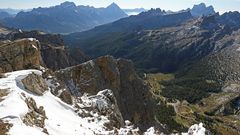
2, 2, 127, 34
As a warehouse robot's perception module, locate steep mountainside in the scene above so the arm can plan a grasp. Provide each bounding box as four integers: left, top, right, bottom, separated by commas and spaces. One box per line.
2, 2, 127, 34
64, 9, 193, 47
0, 12, 12, 19
65, 12, 240, 73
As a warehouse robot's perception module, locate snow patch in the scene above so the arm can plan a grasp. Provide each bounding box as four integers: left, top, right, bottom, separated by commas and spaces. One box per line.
182, 123, 206, 135
31, 44, 38, 50
144, 127, 158, 135
28, 38, 36, 42
237, 47, 240, 52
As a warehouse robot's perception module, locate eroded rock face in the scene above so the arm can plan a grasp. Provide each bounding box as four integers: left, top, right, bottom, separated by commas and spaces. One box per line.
0, 38, 43, 73
55, 56, 155, 129
5, 30, 89, 70
116, 58, 155, 127
23, 97, 48, 134
56, 56, 120, 96
21, 73, 48, 95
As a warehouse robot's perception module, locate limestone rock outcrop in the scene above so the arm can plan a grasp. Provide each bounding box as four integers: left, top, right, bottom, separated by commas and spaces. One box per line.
23, 97, 48, 134
5, 30, 89, 70
21, 73, 48, 95
55, 56, 156, 129
0, 38, 43, 73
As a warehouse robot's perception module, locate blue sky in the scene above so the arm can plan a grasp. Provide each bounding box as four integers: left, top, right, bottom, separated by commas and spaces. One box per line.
0, 0, 239, 13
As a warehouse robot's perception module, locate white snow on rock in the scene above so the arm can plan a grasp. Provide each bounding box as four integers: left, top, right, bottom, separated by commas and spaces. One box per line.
182, 123, 206, 135
31, 44, 38, 50
144, 127, 158, 135
27, 38, 36, 42
0, 70, 117, 135
237, 47, 240, 52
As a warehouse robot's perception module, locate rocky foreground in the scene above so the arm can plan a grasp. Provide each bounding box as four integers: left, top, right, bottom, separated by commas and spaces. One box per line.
0, 55, 206, 134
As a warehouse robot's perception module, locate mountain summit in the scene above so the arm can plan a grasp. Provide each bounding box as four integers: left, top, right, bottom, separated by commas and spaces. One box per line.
191, 3, 215, 17
59, 1, 76, 8
107, 2, 120, 9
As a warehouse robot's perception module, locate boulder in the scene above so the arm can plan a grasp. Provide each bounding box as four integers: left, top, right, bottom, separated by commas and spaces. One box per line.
21, 73, 48, 95
59, 90, 72, 105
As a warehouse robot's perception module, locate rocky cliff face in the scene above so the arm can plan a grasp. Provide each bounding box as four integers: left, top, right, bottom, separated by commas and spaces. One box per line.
0, 38, 43, 73
55, 56, 156, 129
4, 30, 89, 70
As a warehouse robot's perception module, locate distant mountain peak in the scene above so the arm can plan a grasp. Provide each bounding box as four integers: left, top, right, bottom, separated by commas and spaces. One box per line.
191, 3, 215, 17
194, 3, 207, 8
140, 8, 166, 16
60, 1, 76, 8
107, 2, 121, 9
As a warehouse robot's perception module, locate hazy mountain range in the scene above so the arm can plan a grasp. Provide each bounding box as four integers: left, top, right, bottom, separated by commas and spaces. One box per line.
0, 8, 24, 15
0, 2, 215, 34
1, 2, 128, 34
